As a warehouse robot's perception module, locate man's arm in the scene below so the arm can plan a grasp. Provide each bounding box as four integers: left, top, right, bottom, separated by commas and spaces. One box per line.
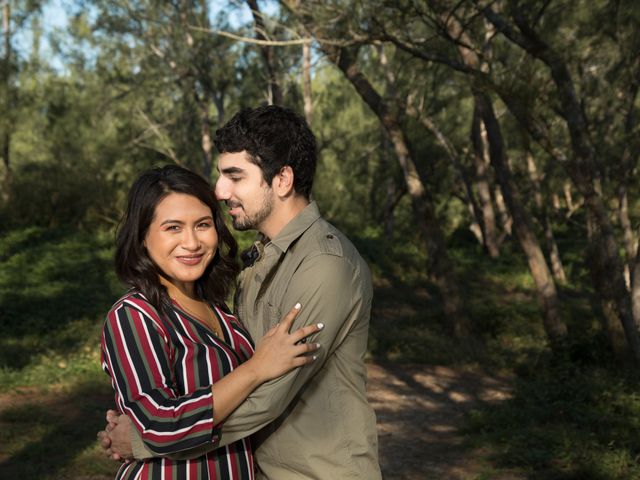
112, 253, 369, 459
217, 253, 369, 446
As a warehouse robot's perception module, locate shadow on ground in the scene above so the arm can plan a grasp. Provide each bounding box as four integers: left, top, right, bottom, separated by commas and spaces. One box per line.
367, 363, 519, 480
0, 380, 117, 479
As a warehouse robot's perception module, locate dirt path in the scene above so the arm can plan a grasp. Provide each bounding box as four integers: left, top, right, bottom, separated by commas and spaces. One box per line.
368, 363, 520, 480
0, 363, 519, 479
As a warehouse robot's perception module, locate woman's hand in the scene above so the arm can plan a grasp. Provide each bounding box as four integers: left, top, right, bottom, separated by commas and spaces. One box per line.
247, 303, 323, 383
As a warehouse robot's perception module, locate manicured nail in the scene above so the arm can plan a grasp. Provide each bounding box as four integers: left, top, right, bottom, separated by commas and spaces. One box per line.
295, 303, 301, 310
317, 323, 324, 329
312, 355, 318, 361
315, 343, 321, 349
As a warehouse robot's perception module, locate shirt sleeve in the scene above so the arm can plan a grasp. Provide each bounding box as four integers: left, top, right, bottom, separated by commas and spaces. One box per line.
216, 253, 371, 447
101, 301, 220, 456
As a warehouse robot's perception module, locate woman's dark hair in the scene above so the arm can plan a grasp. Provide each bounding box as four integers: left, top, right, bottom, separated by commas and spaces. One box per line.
214, 105, 317, 199
115, 165, 239, 312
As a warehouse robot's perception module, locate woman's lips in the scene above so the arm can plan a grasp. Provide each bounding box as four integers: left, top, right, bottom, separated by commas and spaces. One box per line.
176, 254, 204, 266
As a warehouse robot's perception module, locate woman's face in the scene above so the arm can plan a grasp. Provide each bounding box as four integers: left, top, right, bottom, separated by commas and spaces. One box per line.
144, 192, 218, 294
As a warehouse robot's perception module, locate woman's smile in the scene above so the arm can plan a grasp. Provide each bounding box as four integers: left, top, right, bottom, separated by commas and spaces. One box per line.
175, 253, 206, 266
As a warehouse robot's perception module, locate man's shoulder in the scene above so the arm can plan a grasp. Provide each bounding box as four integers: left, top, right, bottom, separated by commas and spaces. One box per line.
295, 215, 361, 261
289, 215, 370, 282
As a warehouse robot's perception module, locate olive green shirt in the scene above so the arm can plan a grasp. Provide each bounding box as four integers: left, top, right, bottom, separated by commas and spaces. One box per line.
131, 202, 381, 479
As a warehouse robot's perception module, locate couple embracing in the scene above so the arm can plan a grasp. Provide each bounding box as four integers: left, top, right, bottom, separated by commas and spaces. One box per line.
98, 105, 382, 479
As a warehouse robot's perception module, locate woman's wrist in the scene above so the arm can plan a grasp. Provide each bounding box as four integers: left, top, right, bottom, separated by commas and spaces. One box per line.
237, 357, 266, 386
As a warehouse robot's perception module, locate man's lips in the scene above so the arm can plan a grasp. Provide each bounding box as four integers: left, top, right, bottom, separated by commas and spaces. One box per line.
226, 202, 243, 216
176, 254, 205, 266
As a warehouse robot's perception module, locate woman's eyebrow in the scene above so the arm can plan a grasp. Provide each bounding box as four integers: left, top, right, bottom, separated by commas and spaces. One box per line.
160, 215, 213, 226
160, 219, 185, 226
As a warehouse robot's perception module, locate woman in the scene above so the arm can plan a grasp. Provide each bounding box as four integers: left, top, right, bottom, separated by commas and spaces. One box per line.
101, 165, 321, 479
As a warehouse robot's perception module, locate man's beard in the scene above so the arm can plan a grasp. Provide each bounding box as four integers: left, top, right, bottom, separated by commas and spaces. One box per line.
230, 190, 273, 231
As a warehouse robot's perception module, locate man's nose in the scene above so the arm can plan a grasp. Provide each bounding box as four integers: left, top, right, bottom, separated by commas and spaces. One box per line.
215, 178, 230, 201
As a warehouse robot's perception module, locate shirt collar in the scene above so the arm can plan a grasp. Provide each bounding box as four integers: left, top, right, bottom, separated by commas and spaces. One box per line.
268, 201, 321, 253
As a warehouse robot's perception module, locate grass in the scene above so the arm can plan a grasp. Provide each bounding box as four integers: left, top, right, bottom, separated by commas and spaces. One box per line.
463, 364, 640, 479
0, 226, 120, 478
358, 229, 640, 480
0, 379, 118, 478
1, 224, 640, 479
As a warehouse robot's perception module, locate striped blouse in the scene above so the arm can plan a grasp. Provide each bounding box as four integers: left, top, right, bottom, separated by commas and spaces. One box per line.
101, 291, 256, 480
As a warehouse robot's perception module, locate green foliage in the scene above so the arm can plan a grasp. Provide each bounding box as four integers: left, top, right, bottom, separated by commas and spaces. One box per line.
2, 161, 111, 229
464, 364, 640, 479
1, 1, 640, 478
0, 226, 120, 384
0, 380, 117, 478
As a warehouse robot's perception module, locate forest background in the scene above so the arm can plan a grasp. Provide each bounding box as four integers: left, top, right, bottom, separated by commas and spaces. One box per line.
1, 1, 640, 479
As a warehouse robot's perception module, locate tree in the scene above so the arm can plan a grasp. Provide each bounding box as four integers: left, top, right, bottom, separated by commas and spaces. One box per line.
1, 0, 42, 203
283, 1, 472, 340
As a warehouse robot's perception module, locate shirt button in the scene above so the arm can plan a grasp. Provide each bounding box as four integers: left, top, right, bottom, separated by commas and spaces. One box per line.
326, 234, 334, 239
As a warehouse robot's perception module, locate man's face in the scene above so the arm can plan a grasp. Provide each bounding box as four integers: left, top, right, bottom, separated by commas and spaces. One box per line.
215, 151, 274, 232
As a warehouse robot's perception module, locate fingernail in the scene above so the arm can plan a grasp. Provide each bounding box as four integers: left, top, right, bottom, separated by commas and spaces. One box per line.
295, 303, 301, 310
317, 323, 324, 329
315, 343, 321, 349
312, 355, 317, 361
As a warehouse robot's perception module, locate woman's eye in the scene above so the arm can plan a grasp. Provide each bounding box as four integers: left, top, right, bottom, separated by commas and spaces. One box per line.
165, 225, 180, 231
197, 222, 212, 229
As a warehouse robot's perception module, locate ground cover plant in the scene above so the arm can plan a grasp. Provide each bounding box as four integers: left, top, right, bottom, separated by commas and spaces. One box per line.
1, 222, 639, 479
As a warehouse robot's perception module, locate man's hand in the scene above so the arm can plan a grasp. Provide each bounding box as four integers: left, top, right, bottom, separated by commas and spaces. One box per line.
96, 409, 134, 462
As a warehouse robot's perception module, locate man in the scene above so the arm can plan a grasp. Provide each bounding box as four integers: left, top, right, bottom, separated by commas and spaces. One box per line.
100, 105, 381, 479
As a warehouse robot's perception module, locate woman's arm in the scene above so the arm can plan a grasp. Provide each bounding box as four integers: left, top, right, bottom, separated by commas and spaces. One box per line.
101, 299, 320, 456
208, 303, 321, 423
102, 301, 217, 455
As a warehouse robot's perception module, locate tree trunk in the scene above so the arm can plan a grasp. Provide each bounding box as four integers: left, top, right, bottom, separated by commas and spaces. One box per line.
563, 181, 578, 215
586, 212, 628, 359
329, 45, 470, 339
212, 91, 225, 128
470, 106, 500, 256
302, 36, 313, 124
200, 110, 213, 179
618, 185, 635, 287
1, 0, 11, 203
380, 179, 406, 239
247, 0, 282, 105
405, 100, 489, 254
476, 93, 568, 348
526, 150, 566, 283
632, 225, 640, 327
479, 1, 640, 363
194, 90, 213, 179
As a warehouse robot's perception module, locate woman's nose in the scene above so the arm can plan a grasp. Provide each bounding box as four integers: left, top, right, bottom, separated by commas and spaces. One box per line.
181, 229, 200, 250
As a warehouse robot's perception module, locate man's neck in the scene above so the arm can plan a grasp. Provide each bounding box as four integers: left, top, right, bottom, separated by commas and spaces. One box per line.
259, 196, 310, 240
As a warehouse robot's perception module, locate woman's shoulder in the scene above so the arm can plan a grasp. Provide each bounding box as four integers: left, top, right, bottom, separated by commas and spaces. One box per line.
108, 290, 163, 323
103, 291, 173, 345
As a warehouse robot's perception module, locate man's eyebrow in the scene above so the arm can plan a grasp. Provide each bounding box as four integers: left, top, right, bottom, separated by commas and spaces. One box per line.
221, 166, 245, 175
